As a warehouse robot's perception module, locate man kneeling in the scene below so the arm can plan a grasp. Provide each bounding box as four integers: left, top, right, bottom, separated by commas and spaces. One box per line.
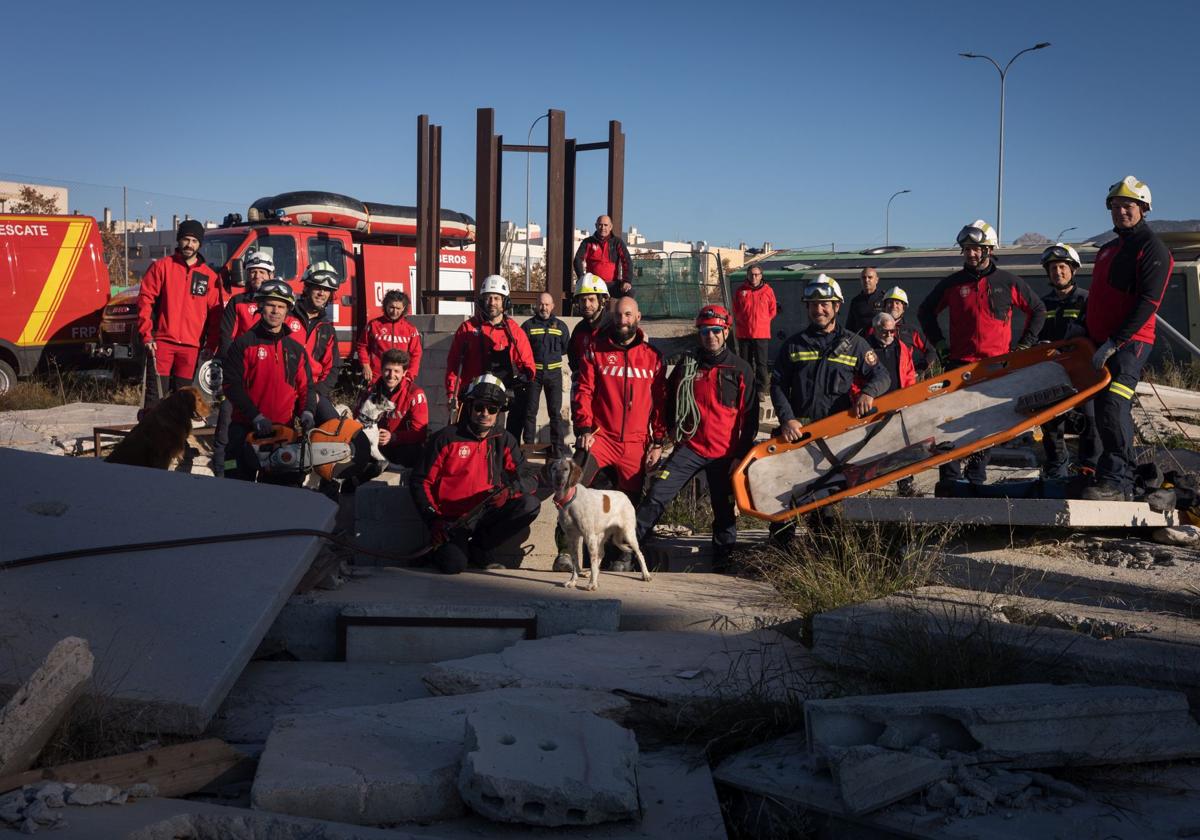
411, 374, 539, 574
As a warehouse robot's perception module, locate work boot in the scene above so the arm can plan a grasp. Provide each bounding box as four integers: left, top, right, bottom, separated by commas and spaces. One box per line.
552, 553, 573, 572
1141, 487, 1177, 513
896, 476, 917, 497
1081, 482, 1128, 502
607, 551, 634, 573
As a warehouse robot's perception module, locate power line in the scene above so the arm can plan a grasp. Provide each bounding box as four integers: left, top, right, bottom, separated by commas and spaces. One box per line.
0, 171, 248, 206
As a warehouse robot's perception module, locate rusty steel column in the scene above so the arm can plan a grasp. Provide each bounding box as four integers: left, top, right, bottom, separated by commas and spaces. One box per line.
416, 114, 432, 313
475, 108, 500, 282
563, 137, 577, 300
607, 120, 625, 240
429, 123, 443, 312
544, 109, 566, 305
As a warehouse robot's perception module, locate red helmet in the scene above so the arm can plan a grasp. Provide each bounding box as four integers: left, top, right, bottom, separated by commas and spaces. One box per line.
696, 304, 731, 329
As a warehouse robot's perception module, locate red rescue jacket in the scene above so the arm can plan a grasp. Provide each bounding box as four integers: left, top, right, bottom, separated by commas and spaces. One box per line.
917, 262, 1045, 363
733, 280, 777, 339
223, 322, 314, 425
218, 291, 260, 357
1086, 221, 1173, 347
445, 315, 536, 401
667, 347, 757, 459
136, 252, 223, 351
354, 315, 423, 380
573, 327, 666, 443
285, 306, 339, 396
357, 377, 429, 447
567, 311, 611, 376
411, 423, 532, 520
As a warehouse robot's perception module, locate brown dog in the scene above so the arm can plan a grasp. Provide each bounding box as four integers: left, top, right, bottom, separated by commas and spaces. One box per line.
106, 387, 210, 469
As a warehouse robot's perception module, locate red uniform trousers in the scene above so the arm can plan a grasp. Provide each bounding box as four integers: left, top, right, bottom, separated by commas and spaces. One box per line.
589, 431, 649, 496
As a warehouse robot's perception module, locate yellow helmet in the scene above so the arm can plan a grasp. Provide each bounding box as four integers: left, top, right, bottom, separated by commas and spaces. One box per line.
1106, 175, 1152, 211
882, 286, 909, 305
803, 274, 844, 303
956, 220, 998, 249
573, 273, 609, 298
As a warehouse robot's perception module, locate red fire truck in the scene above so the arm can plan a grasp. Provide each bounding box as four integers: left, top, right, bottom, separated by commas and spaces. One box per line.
91, 191, 475, 372
0, 215, 110, 394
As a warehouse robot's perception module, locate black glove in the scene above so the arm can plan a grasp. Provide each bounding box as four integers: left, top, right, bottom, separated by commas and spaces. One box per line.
300, 411, 315, 433
252, 414, 273, 438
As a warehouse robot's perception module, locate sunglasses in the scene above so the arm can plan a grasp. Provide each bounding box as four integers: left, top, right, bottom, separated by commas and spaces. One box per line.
878, 329, 897, 335
472, 404, 500, 415
699, 326, 725, 335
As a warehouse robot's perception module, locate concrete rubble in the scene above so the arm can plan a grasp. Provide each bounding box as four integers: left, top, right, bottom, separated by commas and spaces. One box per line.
837, 495, 1179, 527
825, 744, 950, 816
340, 604, 536, 664
0, 637, 93, 776
805, 683, 1200, 768
457, 700, 640, 826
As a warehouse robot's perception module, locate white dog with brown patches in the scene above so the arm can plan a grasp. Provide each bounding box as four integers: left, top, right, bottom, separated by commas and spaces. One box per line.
548, 456, 652, 591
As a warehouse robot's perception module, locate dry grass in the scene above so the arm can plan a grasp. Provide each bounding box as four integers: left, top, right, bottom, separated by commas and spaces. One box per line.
743, 508, 957, 627
0, 368, 141, 412
1144, 356, 1200, 391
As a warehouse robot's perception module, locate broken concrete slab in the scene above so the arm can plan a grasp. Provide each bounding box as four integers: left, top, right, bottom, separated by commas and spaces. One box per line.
837, 495, 1178, 527
267, 565, 794, 662
0, 449, 336, 735
937, 543, 1200, 616
811, 586, 1200, 701
206, 662, 431, 744
341, 604, 535, 664
827, 745, 950, 816
805, 683, 1200, 768
352, 482, 429, 563
423, 629, 821, 716
715, 733, 1200, 839
458, 700, 639, 826
251, 688, 631, 825
0, 402, 140, 457
0, 637, 93, 776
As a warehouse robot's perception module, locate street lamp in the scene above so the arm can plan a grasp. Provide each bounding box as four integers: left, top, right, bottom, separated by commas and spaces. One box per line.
885, 189, 910, 247
959, 42, 1050, 246
1056, 226, 1077, 242
525, 112, 550, 292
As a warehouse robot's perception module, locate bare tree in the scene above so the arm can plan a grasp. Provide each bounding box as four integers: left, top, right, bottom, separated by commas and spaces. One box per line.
9, 186, 61, 214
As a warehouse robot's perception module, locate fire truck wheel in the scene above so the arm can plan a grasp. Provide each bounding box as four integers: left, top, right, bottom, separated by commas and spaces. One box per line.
0, 360, 14, 396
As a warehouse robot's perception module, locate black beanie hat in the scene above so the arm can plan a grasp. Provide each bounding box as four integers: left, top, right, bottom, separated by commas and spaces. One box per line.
177, 219, 205, 243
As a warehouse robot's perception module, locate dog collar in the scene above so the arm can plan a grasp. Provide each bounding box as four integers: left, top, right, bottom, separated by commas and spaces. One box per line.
553, 487, 578, 509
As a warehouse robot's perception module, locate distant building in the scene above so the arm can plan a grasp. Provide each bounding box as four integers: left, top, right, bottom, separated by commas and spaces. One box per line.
0, 180, 69, 214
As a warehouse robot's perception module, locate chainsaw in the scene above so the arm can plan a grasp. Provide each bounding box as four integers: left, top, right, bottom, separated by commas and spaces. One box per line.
247, 414, 364, 481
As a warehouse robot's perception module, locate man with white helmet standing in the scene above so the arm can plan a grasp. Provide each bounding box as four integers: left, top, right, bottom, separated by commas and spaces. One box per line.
770, 275, 889, 538
211, 248, 273, 477
1082, 177, 1172, 501
1037, 243, 1100, 480
445, 274, 536, 438
880, 286, 930, 376
918, 220, 1045, 490
286, 260, 343, 426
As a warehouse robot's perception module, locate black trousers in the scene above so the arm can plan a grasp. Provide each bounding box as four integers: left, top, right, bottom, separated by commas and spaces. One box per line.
523, 368, 568, 453
1094, 340, 1149, 490
504, 382, 530, 440
435, 494, 541, 574
1042, 401, 1100, 478
736, 338, 771, 391
635, 446, 738, 551
212, 398, 234, 477
938, 358, 990, 483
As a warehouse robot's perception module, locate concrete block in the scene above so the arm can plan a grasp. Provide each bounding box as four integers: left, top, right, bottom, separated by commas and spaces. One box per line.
352, 484, 429, 565
423, 629, 819, 719
836, 496, 1177, 528
0, 637, 93, 775
811, 585, 1200, 702
827, 745, 951, 816
0, 449, 336, 735
805, 683, 1200, 768
0, 402, 139, 456
206, 661, 431, 743
458, 701, 639, 826
341, 605, 535, 663
250, 688, 630, 826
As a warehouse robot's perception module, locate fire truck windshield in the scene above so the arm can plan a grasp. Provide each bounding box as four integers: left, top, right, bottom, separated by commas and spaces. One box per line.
199, 234, 244, 271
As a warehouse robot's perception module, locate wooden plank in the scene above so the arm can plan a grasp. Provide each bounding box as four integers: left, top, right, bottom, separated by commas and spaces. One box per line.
0, 738, 251, 797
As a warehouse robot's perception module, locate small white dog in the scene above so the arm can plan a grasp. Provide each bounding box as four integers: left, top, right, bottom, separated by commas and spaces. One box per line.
548, 456, 652, 591
354, 394, 395, 464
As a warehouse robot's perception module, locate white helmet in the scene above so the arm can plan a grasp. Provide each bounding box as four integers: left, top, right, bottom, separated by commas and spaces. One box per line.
1040, 242, 1082, 270
1107, 175, 1152, 211
573, 273, 609, 298
956, 220, 998, 249
479, 274, 509, 298
882, 285, 909, 306
302, 260, 341, 290
243, 249, 275, 276
802, 274, 844, 303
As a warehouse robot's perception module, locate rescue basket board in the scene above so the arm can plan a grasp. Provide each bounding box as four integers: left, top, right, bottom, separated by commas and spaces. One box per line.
732, 340, 1111, 522
248, 192, 475, 241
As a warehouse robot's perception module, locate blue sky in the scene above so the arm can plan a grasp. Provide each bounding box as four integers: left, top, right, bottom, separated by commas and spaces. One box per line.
5, 0, 1198, 249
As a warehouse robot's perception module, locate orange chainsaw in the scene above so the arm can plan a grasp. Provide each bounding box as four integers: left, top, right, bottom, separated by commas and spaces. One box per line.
247, 414, 364, 481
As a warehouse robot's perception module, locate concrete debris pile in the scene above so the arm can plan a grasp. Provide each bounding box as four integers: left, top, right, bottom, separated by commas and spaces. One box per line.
0, 780, 156, 834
